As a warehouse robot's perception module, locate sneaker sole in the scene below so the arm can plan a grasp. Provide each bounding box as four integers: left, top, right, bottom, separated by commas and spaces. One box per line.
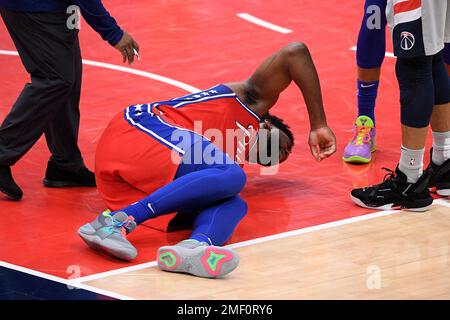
77, 228, 137, 261
350, 195, 432, 212
0, 185, 22, 201
157, 245, 239, 278
44, 179, 96, 188
342, 155, 371, 164
342, 145, 376, 164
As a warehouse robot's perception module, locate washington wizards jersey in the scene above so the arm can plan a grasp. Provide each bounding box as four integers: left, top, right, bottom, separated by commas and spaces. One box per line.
124, 84, 261, 164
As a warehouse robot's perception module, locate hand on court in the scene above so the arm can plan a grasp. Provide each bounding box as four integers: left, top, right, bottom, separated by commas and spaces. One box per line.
114, 31, 140, 65
308, 126, 337, 162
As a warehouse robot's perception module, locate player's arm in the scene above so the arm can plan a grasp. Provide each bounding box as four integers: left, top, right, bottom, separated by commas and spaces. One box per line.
246, 42, 336, 161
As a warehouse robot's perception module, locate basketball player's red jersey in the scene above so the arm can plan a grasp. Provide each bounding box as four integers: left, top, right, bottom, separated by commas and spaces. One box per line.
129, 84, 261, 164
96, 84, 261, 210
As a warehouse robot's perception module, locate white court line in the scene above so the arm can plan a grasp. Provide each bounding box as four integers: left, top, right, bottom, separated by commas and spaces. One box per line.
77, 200, 450, 283
74, 261, 158, 283
0, 50, 200, 93
71, 283, 135, 300
0, 261, 134, 300
227, 208, 400, 249
237, 13, 292, 34
75, 208, 402, 283
350, 46, 396, 58
2, 202, 448, 297
0, 261, 69, 284
434, 198, 450, 208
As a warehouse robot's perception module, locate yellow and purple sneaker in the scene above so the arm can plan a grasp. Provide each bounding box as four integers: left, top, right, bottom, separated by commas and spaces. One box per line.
157, 239, 239, 278
343, 116, 376, 164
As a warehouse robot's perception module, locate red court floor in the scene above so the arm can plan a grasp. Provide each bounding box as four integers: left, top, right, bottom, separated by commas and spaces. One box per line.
0, 0, 435, 279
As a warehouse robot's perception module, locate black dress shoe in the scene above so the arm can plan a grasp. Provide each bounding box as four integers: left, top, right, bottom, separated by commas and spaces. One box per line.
43, 161, 96, 188
0, 166, 23, 200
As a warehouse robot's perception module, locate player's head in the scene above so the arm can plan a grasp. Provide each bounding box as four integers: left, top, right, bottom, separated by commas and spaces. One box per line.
256, 113, 294, 166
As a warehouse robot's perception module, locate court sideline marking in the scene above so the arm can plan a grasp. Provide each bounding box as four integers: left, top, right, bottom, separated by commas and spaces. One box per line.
0, 207, 402, 292
350, 46, 395, 58
2, 201, 448, 298
72, 200, 450, 283
0, 50, 200, 93
0, 261, 134, 300
73, 207, 403, 283
237, 13, 292, 34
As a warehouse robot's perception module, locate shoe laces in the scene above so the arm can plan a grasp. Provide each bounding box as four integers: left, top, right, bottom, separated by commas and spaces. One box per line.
378, 167, 398, 189
352, 125, 372, 146
114, 216, 135, 238
103, 211, 135, 238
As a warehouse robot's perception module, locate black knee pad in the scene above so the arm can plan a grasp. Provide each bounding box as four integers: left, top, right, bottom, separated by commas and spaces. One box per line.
444, 43, 450, 65
395, 56, 434, 128
433, 51, 450, 105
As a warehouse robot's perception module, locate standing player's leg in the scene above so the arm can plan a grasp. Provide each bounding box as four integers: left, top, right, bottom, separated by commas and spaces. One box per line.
428, 52, 450, 196
43, 30, 95, 188
343, 0, 387, 164
351, 0, 450, 210
351, 55, 435, 211
0, 11, 79, 200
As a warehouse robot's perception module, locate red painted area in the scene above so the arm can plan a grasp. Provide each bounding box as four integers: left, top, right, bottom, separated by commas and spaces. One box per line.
0, 0, 434, 279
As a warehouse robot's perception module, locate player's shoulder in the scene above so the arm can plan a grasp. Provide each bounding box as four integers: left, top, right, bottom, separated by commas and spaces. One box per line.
171, 84, 235, 102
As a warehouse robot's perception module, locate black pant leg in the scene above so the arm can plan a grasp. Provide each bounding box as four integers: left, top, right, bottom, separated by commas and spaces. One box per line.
44, 31, 84, 172
0, 9, 78, 167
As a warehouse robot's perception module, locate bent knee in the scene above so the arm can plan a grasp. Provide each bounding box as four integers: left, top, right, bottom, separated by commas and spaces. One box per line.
284, 42, 309, 57
227, 164, 247, 194
232, 195, 249, 220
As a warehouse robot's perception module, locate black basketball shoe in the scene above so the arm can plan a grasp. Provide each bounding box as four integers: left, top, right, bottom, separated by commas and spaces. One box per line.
0, 166, 23, 200
351, 166, 433, 211
43, 160, 96, 188
427, 149, 450, 197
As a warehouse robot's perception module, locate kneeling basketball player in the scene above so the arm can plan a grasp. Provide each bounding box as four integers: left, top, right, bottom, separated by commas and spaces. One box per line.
78, 42, 337, 278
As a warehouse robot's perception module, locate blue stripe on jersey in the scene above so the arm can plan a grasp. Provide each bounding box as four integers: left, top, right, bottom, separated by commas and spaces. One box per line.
124, 104, 211, 155
124, 106, 186, 154
161, 84, 236, 109
123, 84, 261, 154
168, 84, 261, 122
171, 84, 233, 100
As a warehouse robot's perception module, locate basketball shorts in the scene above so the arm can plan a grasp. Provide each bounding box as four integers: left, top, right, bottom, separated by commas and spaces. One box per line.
387, 0, 449, 58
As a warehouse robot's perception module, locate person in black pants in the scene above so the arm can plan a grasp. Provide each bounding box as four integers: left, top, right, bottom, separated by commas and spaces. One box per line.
0, 1, 139, 200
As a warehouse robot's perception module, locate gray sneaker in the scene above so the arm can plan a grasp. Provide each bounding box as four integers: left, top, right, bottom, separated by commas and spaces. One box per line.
78, 210, 137, 261
157, 239, 240, 278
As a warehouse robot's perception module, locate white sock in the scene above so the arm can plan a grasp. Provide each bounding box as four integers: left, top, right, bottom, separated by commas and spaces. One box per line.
398, 145, 424, 183
432, 131, 450, 166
